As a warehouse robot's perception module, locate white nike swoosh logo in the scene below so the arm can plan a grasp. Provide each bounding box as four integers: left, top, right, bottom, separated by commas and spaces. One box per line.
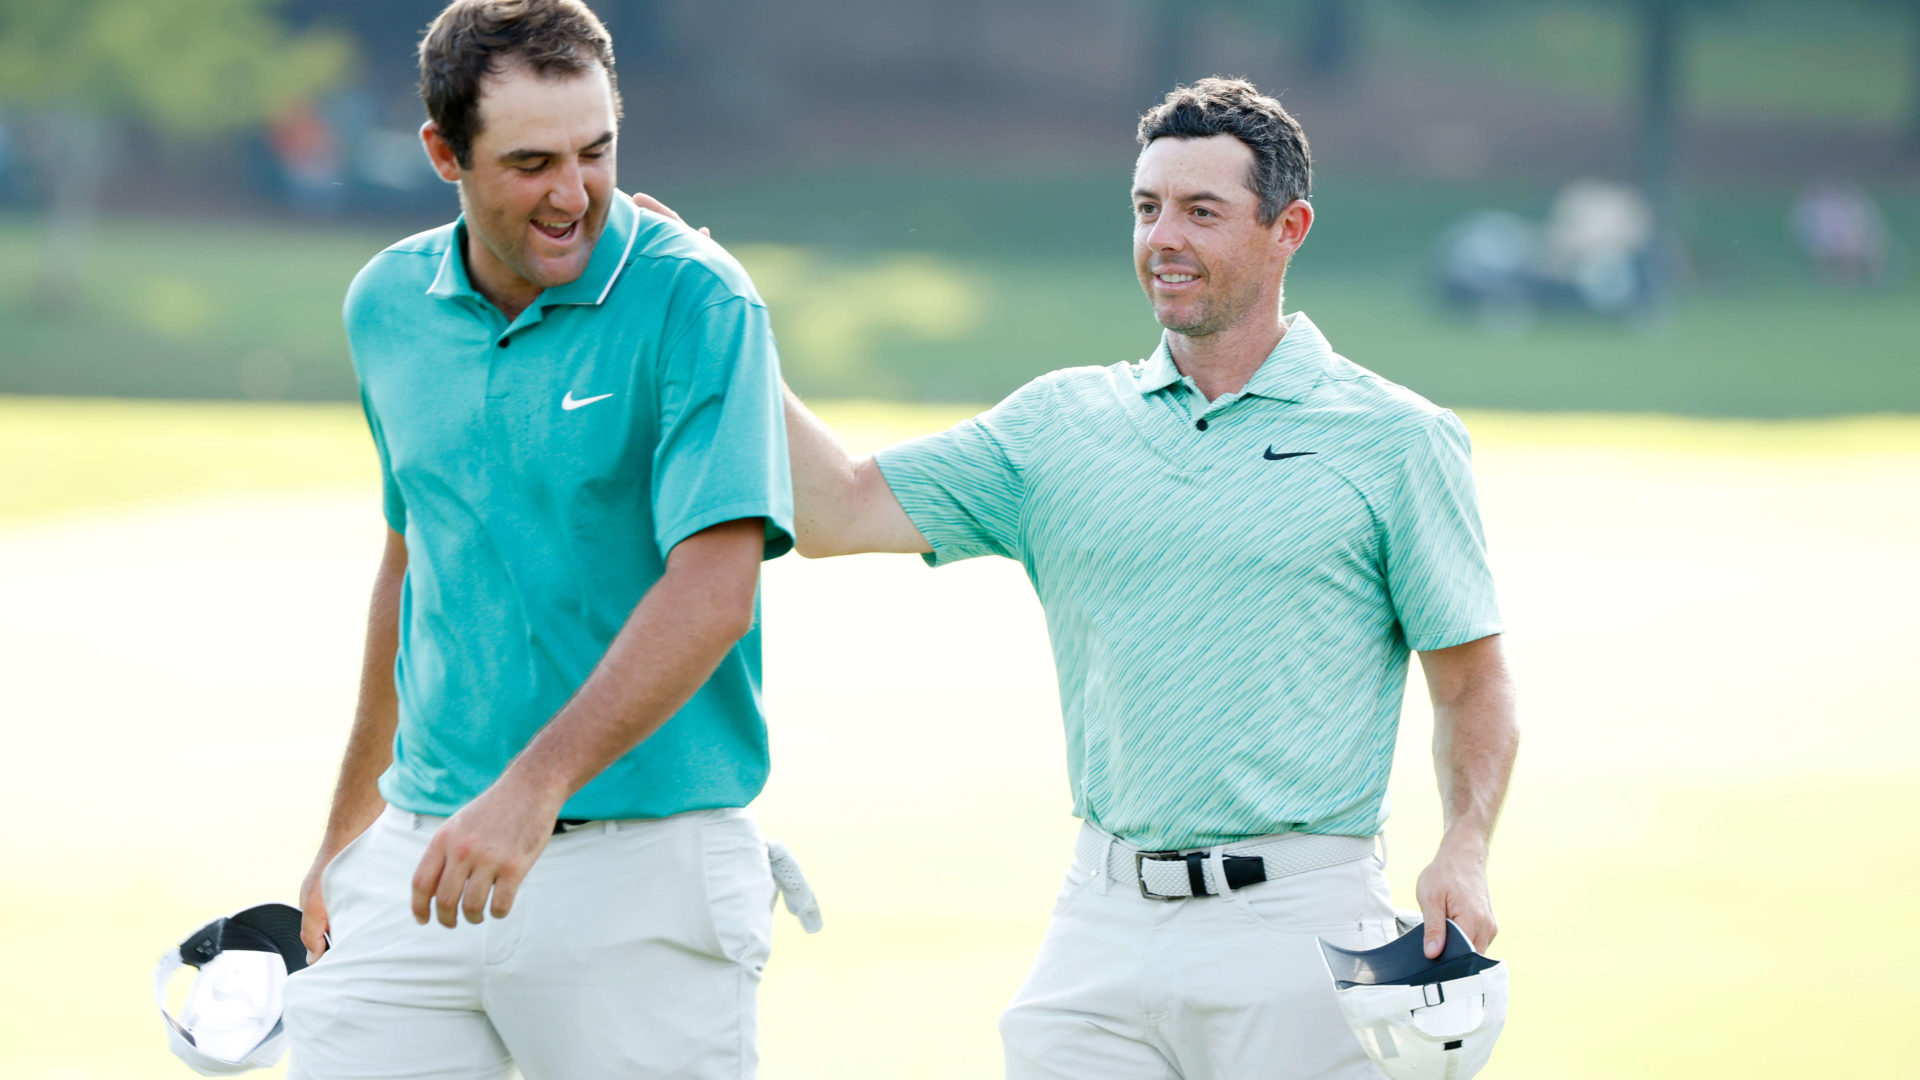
561, 391, 614, 411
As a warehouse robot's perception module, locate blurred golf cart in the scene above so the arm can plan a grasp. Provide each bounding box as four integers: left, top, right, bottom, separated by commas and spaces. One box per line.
1435, 179, 1656, 326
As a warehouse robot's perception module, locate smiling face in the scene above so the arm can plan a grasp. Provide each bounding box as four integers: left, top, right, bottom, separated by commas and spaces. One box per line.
422, 59, 618, 315
1132, 134, 1298, 339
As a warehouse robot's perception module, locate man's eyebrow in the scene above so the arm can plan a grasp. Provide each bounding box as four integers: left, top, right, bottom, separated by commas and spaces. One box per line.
497, 131, 614, 163
1130, 187, 1230, 205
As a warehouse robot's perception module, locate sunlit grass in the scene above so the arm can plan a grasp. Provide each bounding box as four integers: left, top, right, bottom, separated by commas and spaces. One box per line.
2, 400, 1917, 1077
0, 396, 985, 524
9, 395, 1918, 526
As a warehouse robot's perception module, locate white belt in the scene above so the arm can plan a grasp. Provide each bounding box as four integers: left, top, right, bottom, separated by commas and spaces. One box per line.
1075, 822, 1375, 900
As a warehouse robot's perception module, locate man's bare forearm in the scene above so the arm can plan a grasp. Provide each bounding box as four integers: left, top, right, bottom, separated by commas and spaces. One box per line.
497, 519, 765, 808
1426, 636, 1519, 858
785, 385, 862, 556
318, 528, 407, 854
784, 385, 930, 557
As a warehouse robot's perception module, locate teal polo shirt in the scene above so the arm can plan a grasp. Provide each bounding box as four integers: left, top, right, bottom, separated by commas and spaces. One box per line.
344, 193, 793, 820
875, 313, 1501, 850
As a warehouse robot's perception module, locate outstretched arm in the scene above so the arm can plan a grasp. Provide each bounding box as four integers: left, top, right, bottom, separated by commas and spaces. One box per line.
784, 387, 930, 558
1412, 633, 1518, 957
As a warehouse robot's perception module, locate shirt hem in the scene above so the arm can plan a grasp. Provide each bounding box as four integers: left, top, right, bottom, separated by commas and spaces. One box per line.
1406, 619, 1505, 653
656, 500, 796, 561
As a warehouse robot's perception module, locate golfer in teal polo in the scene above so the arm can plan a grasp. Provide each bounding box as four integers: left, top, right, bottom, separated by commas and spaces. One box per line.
781, 78, 1520, 1079
284, 4, 812, 1079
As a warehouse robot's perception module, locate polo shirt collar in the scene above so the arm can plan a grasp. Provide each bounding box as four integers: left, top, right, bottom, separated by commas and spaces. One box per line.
424, 190, 640, 308
425, 221, 480, 301
1136, 341, 1187, 395
1136, 311, 1334, 404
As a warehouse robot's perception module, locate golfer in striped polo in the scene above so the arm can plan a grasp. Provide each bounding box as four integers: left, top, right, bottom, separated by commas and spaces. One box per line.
782, 78, 1519, 1078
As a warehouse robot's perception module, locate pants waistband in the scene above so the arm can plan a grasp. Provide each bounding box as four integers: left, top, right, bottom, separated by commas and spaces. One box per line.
1074, 821, 1376, 900
379, 803, 747, 837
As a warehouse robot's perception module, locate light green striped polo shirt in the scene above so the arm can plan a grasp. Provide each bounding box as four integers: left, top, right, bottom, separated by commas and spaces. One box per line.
874, 312, 1501, 850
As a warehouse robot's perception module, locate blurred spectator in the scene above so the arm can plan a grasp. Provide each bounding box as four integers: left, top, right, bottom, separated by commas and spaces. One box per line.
267, 101, 345, 216
1790, 180, 1891, 286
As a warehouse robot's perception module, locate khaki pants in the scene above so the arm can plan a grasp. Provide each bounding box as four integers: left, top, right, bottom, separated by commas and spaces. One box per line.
285, 803, 775, 1080
1002, 825, 1402, 1080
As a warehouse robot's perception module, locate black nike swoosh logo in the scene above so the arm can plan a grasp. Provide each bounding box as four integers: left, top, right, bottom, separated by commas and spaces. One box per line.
1263, 448, 1316, 461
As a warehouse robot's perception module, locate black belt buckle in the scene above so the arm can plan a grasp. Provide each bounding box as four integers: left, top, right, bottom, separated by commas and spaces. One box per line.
1134, 848, 1269, 900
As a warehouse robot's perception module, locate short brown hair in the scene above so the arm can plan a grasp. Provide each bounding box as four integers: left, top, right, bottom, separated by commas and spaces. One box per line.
418, 0, 621, 168
1137, 77, 1311, 226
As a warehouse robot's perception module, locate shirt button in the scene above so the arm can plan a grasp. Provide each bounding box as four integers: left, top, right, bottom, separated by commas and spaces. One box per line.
1194, 418, 1208, 431
498, 337, 510, 348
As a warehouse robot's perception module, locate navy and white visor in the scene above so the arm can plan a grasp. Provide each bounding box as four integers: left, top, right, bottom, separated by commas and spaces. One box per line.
1318, 919, 1509, 1080
153, 903, 307, 1075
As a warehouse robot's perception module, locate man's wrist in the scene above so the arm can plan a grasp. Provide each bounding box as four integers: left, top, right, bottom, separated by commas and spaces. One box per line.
495, 758, 575, 818
1436, 824, 1491, 862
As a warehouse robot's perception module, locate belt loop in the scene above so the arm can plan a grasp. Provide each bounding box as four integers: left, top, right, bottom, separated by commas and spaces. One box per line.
1208, 845, 1251, 909
409, 811, 421, 830
1096, 832, 1116, 895
604, 820, 617, 836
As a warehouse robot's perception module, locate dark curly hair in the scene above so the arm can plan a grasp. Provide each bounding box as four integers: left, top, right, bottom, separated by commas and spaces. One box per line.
1137, 77, 1311, 226
419, 0, 621, 168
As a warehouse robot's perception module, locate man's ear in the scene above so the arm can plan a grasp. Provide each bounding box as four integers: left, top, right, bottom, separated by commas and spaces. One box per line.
1274, 199, 1314, 261
421, 121, 463, 184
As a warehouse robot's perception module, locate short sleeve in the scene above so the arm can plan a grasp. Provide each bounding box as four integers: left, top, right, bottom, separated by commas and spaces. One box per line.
652, 294, 794, 561
1381, 411, 1503, 651
872, 376, 1052, 567
359, 386, 407, 533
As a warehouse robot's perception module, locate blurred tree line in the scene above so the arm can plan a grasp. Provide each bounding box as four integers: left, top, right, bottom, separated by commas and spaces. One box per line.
0, 0, 351, 308
1209, 0, 1920, 306
3, 0, 1917, 318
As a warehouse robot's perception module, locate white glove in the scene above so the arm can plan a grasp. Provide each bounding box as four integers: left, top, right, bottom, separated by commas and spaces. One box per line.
765, 840, 822, 933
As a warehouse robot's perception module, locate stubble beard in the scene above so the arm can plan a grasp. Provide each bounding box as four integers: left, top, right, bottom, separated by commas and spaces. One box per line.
460, 184, 595, 295
1154, 277, 1262, 339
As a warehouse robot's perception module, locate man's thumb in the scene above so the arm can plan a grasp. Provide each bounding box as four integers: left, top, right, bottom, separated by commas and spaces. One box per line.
301, 910, 329, 963
1421, 902, 1447, 959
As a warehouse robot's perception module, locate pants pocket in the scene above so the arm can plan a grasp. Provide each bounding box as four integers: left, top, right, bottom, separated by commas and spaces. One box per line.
1233, 854, 1395, 935
1051, 859, 1095, 915
315, 815, 384, 952
699, 815, 775, 970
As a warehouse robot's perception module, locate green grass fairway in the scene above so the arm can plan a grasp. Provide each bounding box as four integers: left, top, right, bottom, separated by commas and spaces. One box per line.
2, 399, 1916, 1078
5, 172, 1918, 415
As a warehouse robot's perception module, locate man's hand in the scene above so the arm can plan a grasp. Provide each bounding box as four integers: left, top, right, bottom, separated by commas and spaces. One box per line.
1414, 838, 1497, 958
630, 191, 709, 236
298, 849, 335, 961
410, 774, 562, 927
